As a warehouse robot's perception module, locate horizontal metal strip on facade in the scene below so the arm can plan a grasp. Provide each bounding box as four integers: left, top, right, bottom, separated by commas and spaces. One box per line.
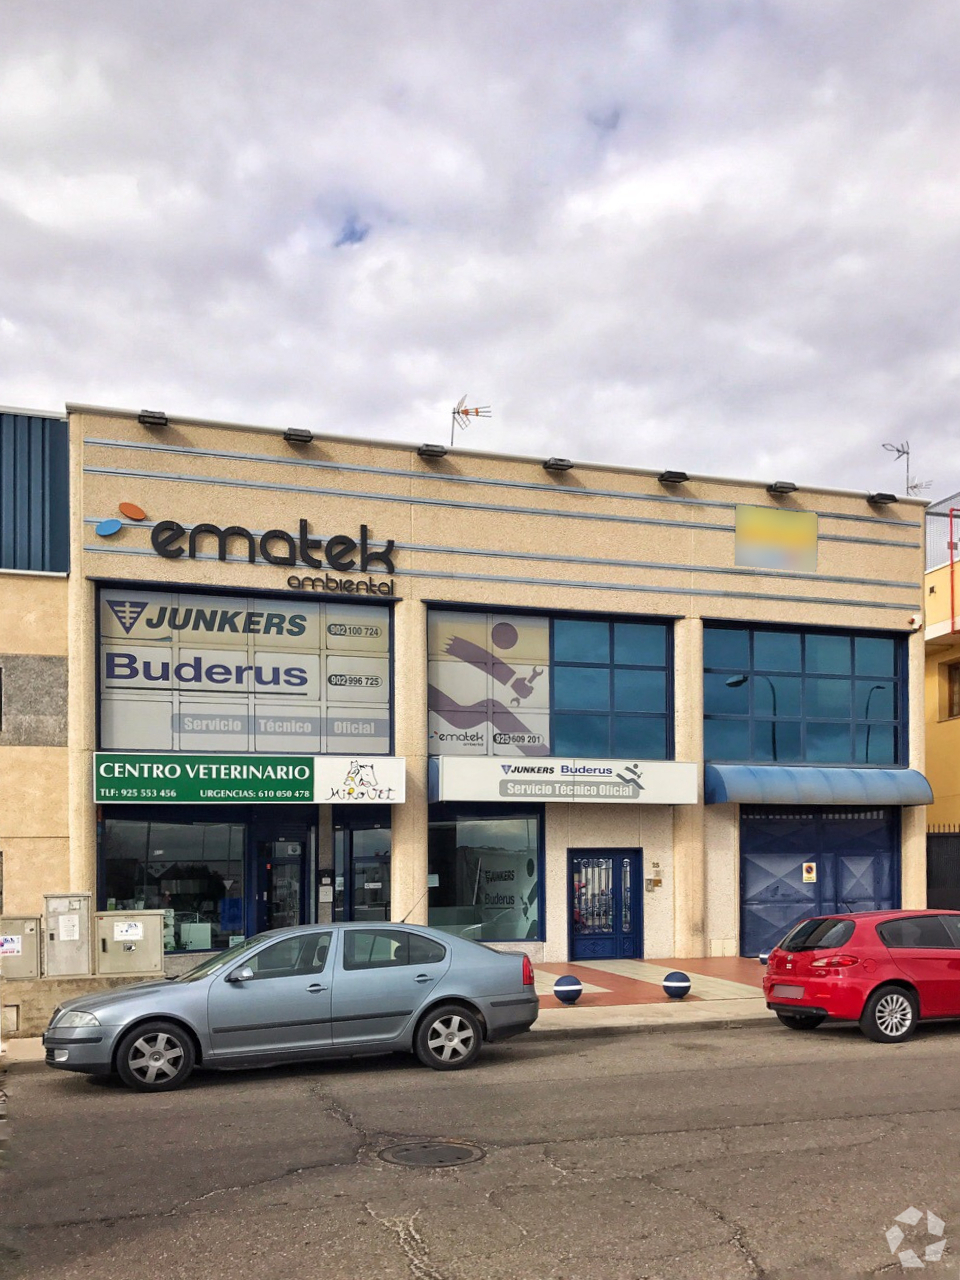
81, 516, 922, 592
83, 436, 922, 529
83, 541, 922, 612
81, 465, 921, 548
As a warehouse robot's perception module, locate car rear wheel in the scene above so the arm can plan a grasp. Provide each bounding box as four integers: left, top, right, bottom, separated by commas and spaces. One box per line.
859, 986, 918, 1044
116, 1020, 196, 1092
775, 1012, 825, 1031
414, 1005, 483, 1071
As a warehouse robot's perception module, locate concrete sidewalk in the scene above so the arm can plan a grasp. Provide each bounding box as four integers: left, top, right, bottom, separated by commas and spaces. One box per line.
2, 998, 771, 1072
533, 955, 769, 1035
0, 957, 772, 1070
2, 968, 772, 1074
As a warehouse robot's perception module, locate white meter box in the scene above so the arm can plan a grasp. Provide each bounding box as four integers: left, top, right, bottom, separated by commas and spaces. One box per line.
95, 911, 165, 976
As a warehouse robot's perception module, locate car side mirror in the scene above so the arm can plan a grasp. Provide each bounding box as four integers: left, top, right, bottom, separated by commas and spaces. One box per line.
226, 966, 255, 983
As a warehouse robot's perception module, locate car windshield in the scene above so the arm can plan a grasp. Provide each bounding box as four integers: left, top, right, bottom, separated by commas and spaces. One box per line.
174, 935, 269, 982
779, 918, 855, 951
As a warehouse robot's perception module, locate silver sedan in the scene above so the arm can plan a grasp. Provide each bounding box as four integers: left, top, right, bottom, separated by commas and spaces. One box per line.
42, 923, 539, 1091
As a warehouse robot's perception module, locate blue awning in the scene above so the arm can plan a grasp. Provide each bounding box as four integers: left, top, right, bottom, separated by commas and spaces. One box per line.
703, 764, 933, 807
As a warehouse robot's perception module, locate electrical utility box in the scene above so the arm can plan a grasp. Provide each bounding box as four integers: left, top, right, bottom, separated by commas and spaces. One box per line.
43, 894, 93, 977
95, 911, 165, 976
0, 917, 41, 980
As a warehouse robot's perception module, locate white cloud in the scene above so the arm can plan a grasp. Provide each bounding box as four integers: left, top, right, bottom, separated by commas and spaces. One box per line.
0, 0, 958, 494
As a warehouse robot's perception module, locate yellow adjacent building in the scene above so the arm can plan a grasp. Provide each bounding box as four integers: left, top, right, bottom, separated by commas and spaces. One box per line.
923, 496, 960, 906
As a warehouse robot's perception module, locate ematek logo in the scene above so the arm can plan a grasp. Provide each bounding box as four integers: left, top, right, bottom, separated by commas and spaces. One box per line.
106, 601, 149, 635
95, 502, 147, 537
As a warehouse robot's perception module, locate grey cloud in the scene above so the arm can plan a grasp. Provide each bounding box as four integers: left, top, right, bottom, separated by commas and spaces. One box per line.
0, 1, 958, 495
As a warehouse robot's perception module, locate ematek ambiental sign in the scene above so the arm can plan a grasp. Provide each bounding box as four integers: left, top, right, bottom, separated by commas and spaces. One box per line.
94, 753, 406, 804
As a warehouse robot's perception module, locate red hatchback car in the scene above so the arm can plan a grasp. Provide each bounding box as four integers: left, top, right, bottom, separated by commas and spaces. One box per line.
764, 909, 960, 1043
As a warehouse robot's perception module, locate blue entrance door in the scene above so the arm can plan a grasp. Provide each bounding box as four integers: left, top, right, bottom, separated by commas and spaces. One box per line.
739, 807, 898, 956
569, 850, 642, 960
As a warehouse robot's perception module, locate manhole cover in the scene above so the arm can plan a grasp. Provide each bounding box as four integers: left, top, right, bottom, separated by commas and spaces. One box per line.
379, 1141, 485, 1168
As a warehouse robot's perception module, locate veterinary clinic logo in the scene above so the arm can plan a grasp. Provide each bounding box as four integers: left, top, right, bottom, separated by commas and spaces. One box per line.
95, 502, 147, 537
323, 760, 396, 802
885, 1207, 946, 1268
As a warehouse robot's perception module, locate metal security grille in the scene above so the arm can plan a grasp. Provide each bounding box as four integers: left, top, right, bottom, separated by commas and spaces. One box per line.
927, 829, 960, 911
0, 413, 69, 572
739, 806, 898, 956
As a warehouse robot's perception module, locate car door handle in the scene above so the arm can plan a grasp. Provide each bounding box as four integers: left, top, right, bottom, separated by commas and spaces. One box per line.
306, 983, 328, 993
414, 974, 434, 984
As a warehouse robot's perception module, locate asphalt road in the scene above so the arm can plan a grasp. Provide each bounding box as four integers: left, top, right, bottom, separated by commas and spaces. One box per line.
4, 1020, 960, 1279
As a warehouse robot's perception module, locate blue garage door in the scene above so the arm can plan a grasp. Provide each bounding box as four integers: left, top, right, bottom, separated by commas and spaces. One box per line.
740, 807, 899, 956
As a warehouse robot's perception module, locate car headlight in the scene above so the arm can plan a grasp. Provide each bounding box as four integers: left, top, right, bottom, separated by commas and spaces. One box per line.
55, 1011, 101, 1028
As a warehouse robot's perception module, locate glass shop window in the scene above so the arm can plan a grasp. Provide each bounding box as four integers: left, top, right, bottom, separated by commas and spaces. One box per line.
428, 808, 542, 942
102, 818, 245, 952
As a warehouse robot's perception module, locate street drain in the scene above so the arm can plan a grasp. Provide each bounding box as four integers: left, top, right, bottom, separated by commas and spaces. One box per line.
378, 1141, 485, 1168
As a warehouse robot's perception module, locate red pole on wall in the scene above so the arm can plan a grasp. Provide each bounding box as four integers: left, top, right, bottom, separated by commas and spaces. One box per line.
951, 508, 959, 634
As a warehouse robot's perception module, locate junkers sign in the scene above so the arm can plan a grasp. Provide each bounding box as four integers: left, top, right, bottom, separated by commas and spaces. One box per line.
431, 757, 698, 805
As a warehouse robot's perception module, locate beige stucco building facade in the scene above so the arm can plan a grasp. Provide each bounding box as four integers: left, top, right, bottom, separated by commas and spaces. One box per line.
0, 404, 931, 1029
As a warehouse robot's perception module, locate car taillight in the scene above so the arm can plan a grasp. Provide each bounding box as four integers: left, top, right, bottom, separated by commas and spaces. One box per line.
810, 954, 860, 968
522, 955, 535, 986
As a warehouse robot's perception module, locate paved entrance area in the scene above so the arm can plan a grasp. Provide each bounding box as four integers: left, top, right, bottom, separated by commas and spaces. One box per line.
535, 956, 765, 1008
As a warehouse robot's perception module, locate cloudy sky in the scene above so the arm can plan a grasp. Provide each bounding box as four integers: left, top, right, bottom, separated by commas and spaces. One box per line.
1, 2, 958, 494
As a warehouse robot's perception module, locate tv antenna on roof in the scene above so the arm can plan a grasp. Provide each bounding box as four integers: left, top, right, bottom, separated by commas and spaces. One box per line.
451, 395, 491, 447
882, 440, 931, 496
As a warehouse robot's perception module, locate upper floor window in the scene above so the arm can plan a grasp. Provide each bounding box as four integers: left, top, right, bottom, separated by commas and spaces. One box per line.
942, 660, 960, 720
552, 618, 670, 759
703, 625, 902, 766
427, 609, 672, 760
0, 414, 69, 572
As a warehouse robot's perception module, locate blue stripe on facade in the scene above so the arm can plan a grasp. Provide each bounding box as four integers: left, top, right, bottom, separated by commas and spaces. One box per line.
81, 465, 922, 549
80, 515, 921, 591
0, 414, 69, 572
82, 435, 923, 529
83, 540, 921, 612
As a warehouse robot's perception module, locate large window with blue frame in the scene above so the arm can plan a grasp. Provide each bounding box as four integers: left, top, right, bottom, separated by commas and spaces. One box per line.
426, 608, 673, 760
552, 618, 671, 758
427, 804, 543, 941
703, 625, 903, 765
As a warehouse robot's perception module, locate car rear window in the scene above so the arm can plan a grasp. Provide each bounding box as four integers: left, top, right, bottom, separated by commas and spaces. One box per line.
779, 918, 855, 951
877, 916, 955, 949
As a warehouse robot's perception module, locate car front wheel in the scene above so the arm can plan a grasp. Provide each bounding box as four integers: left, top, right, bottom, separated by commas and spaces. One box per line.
116, 1020, 196, 1092
775, 1012, 825, 1031
859, 986, 918, 1044
414, 1005, 483, 1071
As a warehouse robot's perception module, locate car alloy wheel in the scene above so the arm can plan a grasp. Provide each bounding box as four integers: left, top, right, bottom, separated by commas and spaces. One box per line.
428, 1014, 475, 1062
415, 1004, 483, 1071
874, 992, 913, 1038
860, 985, 918, 1044
116, 1020, 196, 1092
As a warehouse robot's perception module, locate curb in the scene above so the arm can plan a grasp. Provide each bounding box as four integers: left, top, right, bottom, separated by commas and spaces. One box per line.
1, 1058, 46, 1076
0, 1013, 775, 1076
531, 1014, 772, 1040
